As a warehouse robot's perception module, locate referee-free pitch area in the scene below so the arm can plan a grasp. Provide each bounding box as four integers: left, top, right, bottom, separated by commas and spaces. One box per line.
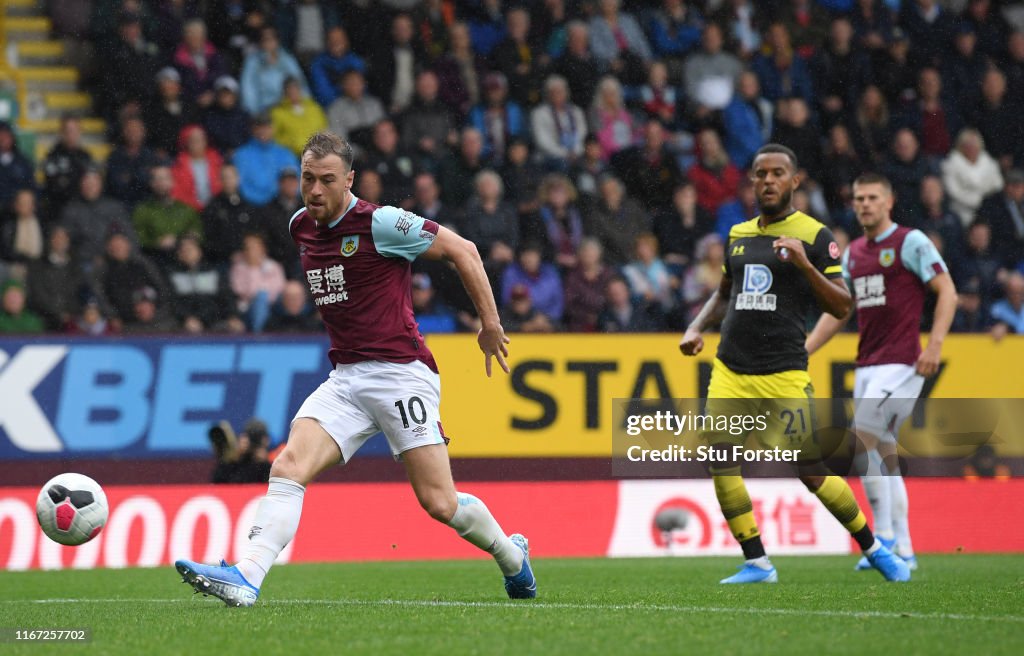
1, 556, 1021, 655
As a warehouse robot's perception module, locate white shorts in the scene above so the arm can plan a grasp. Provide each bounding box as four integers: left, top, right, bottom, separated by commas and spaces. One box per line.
293, 360, 447, 463
852, 364, 925, 444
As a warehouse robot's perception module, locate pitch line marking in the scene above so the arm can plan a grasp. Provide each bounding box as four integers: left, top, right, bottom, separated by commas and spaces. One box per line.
3, 598, 1023, 624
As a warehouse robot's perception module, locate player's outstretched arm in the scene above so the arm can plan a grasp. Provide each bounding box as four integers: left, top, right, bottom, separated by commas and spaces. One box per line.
422, 226, 510, 376
679, 275, 731, 356
919, 272, 957, 376
805, 310, 852, 356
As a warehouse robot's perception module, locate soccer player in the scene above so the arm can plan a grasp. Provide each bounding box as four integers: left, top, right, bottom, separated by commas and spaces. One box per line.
174, 132, 536, 606
679, 145, 910, 583
806, 173, 957, 571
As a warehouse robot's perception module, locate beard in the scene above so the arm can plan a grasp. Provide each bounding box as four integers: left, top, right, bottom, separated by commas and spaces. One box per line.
759, 188, 792, 217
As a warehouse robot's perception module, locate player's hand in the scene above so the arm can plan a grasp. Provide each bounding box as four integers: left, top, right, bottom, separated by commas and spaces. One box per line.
478, 323, 511, 377
772, 236, 810, 270
679, 327, 704, 356
916, 342, 942, 377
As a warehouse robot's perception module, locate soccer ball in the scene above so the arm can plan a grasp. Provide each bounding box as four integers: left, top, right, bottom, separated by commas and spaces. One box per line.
36, 473, 109, 546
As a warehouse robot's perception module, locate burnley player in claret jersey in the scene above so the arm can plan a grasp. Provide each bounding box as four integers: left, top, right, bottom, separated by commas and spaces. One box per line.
807, 173, 957, 572
174, 132, 536, 606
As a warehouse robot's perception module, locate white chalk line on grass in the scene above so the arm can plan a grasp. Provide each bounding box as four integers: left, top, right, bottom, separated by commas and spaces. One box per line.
2, 598, 1023, 624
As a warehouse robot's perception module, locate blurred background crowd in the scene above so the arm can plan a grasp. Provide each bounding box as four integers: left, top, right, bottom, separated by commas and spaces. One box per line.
2, 0, 1024, 337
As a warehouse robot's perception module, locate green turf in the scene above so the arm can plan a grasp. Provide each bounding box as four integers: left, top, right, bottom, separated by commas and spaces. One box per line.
1, 556, 1022, 655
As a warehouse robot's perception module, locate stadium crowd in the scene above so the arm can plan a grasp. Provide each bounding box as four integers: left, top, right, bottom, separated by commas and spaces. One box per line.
2, 0, 1024, 337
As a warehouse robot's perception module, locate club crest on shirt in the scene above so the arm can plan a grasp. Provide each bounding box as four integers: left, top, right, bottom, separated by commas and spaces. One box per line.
879, 248, 895, 267
340, 235, 359, 257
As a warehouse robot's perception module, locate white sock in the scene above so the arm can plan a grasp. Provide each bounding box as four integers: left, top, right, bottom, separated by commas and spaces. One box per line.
746, 556, 772, 570
236, 477, 305, 588
447, 492, 524, 576
865, 538, 882, 555
890, 475, 913, 556
862, 451, 894, 541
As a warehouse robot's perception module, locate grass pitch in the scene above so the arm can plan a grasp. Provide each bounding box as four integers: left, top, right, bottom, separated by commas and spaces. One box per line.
1, 556, 1022, 655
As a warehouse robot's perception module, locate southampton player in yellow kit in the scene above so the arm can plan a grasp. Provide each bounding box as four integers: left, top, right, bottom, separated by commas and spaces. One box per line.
680, 145, 910, 583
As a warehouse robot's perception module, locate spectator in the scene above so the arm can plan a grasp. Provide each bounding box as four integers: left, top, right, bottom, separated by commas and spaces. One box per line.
942, 128, 1004, 228
409, 273, 457, 334
883, 129, 940, 227
65, 296, 116, 336
102, 12, 160, 119
411, 172, 447, 226
951, 277, 991, 332
26, 226, 84, 330
587, 174, 650, 266
399, 70, 455, 167
437, 128, 487, 210
612, 120, 685, 211
145, 67, 198, 158
963, 0, 1010, 59
501, 283, 556, 333
654, 181, 715, 268
638, 60, 681, 131
265, 279, 321, 333
872, 27, 917, 104
722, 71, 771, 170
359, 119, 416, 208
271, 77, 328, 157
589, 76, 636, 162
414, 0, 452, 63
820, 124, 864, 221
60, 168, 137, 269
647, 0, 704, 74
962, 444, 1011, 479
459, 170, 519, 260
0, 122, 34, 208
133, 164, 202, 259
752, 23, 814, 105
942, 22, 988, 116
622, 233, 677, 313
355, 169, 383, 206
773, 97, 823, 176
811, 17, 872, 123
524, 173, 585, 269
503, 139, 544, 219
369, 13, 422, 115
956, 222, 1003, 306
569, 134, 610, 200
211, 418, 272, 484
171, 125, 224, 211
716, 177, 758, 243
255, 167, 303, 276
849, 85, 890, 166
276, 0, 337, 66
895, 67, 962, 160
122, 285, 178, 334
900, 0, 955, 70
0, 281, 44, 334
588, 0, 652, 84
977, 169, 1024, 269
563, 237, 616, 332
991, 272, 1024, 338
916, 175, 967, 272
1005, 31, 1024, 107
681, 233, 725, 322
309, 26, 366, 108
326, 70, 384, 152
203, 76, 251, 155
712, 0, 763, 59
233, 114, 300, 207
598, 276, 665, 332
501, 243, 564, 323
1, 189, 45, 267
172, 18, 227, 109
552, 21, 601, 109
966, 69, 1020, 171
434, 22, 487, 121
240, 26, 309, 116
531, 75, 587, 170
201, 163, 257, 266
90, 232, 168, 325
106, 116, 159, 209
166, 233, 239, 333
468, 72, 526, 165
687, 128, 742, 215
851, 0, 895, 54
204, 0, 259, 70
230, 232, 286, 332
682, 23, 744, 116
490, 7, 543, 107
42, 116, 95, 218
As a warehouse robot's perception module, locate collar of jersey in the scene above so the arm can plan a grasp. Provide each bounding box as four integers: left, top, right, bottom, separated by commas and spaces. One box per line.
872, 223, 898, 243
326, 195, 359, 229
756, 210, 797, 230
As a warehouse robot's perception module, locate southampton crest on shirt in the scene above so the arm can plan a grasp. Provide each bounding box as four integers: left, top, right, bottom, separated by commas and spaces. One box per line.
341, 235, 359, 257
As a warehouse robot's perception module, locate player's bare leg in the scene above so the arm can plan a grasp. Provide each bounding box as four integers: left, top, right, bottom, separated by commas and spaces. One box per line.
175, 418, 340, 606
402, 443, 536, 598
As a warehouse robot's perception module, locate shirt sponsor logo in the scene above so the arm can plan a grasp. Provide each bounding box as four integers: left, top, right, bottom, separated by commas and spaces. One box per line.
854, 273, 886, 308
340, 235, 359, 257
307, 265, 349, 305
879, 248, 895, 267
737, 264, 777, 311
